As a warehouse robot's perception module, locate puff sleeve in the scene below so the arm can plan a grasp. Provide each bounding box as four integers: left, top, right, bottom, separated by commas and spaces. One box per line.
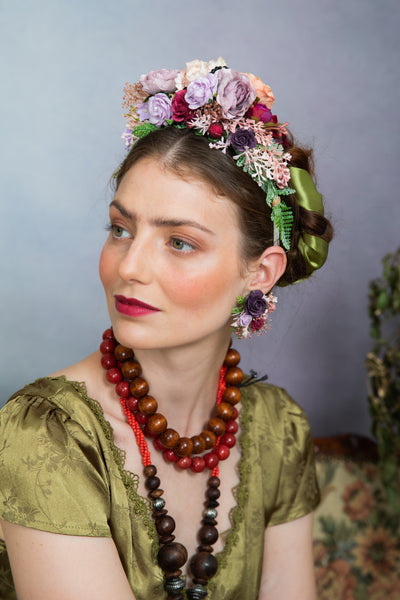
0, 385, 112, 537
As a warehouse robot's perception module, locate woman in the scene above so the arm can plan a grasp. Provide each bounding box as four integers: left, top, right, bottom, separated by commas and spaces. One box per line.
0, 58, 333, 599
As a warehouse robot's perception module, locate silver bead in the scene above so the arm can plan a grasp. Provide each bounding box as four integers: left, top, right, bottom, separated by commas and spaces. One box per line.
203, 507, 217, 520
153, 497, 166, 511
165, 576, 186, 593
187, 583, 208, 599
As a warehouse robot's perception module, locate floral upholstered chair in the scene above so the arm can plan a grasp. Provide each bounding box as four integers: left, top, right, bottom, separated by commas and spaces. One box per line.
313, 434, 400, 599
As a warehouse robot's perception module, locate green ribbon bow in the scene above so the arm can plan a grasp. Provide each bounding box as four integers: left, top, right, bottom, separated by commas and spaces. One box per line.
289, 167, 329, 277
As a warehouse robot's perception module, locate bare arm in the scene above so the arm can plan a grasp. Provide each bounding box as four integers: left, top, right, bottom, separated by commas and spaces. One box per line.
258, 513, 316, 600
1, 521, 137, 600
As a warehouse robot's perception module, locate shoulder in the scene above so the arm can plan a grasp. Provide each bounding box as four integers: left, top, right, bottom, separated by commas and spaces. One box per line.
244, 381, 310, 431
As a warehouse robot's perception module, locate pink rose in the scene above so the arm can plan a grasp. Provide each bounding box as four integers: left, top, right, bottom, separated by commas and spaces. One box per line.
171, 90, 195, 123
140, 69, 180, 95
246, 73, 275, 109
246, 102, 273, 123
216, 69, 256, 119
208, 123, 224, 138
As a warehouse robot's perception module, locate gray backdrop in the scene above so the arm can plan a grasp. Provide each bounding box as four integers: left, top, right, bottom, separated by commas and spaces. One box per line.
1, 0, 399, 437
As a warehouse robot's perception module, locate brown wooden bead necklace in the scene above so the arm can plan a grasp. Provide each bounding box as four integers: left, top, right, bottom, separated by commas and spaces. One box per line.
99, 328, 243, 598
99, 328, 244, 473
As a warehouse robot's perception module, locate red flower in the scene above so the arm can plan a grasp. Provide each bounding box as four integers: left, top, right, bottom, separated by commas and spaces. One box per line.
208, 122, 224, 139
250, 317, 264, 332
246, 102, 273, 123
171, 90, 195, 123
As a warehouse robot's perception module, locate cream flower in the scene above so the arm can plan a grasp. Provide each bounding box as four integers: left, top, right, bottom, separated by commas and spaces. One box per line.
208, 56, 227, 71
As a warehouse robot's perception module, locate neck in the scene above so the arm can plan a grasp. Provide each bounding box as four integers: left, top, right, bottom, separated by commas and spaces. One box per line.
131, 329, 232, 437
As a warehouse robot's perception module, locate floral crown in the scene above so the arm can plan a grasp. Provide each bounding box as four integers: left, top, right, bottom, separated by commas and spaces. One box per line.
121, 57, 296, 250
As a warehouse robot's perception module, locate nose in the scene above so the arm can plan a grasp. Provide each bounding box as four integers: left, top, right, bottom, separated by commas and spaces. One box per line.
118, 236, 153, 285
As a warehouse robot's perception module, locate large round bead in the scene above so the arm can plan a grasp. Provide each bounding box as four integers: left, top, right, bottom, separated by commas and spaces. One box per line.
158, 542, 188, 572
190, 552, 218, 581
114, 344, 134, 361
223, 348, 240, 367
129, 377, 149, 398
160, 428, 180, 448
200, 430, 216, 449
208, 417, 225, 436
121, 360, 142, 380
191, 435, 206, 454
175, 437, 194, 457
147, 413, 168, 435
138, 395, 158, 416
198, 524, 218, 545
156, 515, 176, 536
215, 402, 235, 421
222, 386, 241, 405
224, 366, 244, 386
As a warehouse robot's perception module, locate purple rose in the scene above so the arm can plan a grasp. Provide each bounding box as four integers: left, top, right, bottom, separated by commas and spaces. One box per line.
140, 69, 180, 95
185, 73, 217, 109
246, 102, 273, 123
137, 93, 172, 126
244, 290, 267, 317
216, 69, 256, 118
229, 128, 257, 152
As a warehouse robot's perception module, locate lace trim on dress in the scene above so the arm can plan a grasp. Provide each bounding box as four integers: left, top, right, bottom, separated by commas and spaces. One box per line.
53, 376, 254, 571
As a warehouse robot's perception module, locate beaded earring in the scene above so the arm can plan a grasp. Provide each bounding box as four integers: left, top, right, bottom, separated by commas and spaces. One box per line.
231, 290, 277, 339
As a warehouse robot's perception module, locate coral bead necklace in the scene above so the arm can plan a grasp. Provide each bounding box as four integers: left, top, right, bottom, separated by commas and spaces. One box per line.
99, 328, 243, 599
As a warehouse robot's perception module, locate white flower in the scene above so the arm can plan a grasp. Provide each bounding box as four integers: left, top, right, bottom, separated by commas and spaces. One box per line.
208, 56, 227, 71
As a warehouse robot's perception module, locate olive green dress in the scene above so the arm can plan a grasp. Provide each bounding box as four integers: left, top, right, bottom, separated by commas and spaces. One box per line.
0, 377, 319, 599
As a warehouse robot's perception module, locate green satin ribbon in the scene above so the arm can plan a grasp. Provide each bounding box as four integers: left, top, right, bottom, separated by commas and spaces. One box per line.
289, 166, 329, 276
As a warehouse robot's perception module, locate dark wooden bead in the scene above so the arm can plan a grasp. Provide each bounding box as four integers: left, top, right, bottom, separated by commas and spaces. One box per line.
114, 344, 134, 361
149, 488, 164, 498
207, 476, 220, 488
201, 518, 217, 527
200, 430, 217, 449
156, 515, 176, 536
206, 499, 219, 508
138, 395, 158, 416
223, 386, 241, 404
144, 465, 157, 477
206, 487, 220, 500
208, 417, 225, 436
158, 542, 188, 572
224, 366, 244, 386
147, 413, 168, 435
191, 435, 206, 454
175, 437, 194, 457
129, 377, 149, 398
121, 359, 142, 380
215, 402, 235, 421
145, 476, 160, 490
198, 524, 218, 545
160, 534, 176, 544
224, 348, 240, 367
190, 551, 218, 581
152, 508, 167, 518
197, 545, 213, 553
160, 429, 180, 448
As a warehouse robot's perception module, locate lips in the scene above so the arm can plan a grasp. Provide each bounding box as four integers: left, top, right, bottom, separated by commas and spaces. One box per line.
114, 295, 160, 317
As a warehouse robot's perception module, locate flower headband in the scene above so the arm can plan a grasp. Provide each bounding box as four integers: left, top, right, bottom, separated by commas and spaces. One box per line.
122, 57, 295, 250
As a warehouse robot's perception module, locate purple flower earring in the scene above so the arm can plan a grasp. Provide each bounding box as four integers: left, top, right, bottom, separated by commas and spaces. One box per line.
231, 290, 277, 339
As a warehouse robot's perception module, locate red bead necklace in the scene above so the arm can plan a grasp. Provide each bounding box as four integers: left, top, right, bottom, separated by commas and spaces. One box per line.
100, 328, 243, 473
99, 328, 243, 599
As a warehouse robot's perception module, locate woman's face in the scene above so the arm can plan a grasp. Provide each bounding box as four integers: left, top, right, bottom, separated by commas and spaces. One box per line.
99, 157, 249, 351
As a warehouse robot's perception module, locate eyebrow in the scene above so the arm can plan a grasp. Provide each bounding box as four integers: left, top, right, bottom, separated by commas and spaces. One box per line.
110, 199, 215, 235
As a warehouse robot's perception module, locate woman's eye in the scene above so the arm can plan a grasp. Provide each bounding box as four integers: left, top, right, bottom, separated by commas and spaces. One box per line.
110, 225, 129, 239
170, 238, 195, 252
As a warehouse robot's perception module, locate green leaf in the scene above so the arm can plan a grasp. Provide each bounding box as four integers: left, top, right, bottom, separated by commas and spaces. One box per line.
132, 123, 158, 139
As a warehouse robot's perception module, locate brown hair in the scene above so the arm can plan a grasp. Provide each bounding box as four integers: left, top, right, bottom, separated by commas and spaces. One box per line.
113, 127, 333, 285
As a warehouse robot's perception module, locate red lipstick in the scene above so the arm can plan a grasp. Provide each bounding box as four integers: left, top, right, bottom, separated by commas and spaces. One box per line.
114, 295, 160, 317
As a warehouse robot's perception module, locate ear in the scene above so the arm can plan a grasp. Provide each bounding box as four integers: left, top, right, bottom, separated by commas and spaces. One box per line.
244, 246, 287, 294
